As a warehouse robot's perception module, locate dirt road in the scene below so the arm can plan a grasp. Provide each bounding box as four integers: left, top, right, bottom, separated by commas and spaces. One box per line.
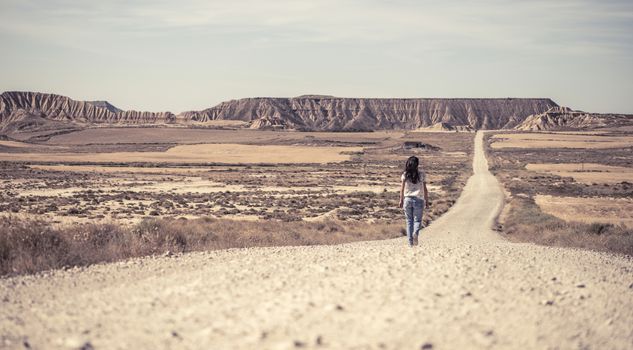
2, 131, 632, 349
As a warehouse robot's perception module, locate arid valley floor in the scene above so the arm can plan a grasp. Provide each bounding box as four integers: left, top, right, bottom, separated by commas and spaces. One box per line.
1, 127, 632, 349
0, 129, 473, 227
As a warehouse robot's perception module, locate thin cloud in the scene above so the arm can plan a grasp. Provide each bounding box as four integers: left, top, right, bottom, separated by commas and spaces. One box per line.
1, 0, 630, 53
0, 0, 631, 112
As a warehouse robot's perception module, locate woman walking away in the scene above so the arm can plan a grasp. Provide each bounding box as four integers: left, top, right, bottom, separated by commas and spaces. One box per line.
399, 156, 429, 247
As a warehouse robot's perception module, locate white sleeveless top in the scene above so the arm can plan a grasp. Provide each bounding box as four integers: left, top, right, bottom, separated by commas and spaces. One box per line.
401, 171, 426, 198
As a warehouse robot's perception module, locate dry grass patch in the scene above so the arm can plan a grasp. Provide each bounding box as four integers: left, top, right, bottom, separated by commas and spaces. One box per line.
45, 127, 399, 145
534, 195, 633, 228
0, 216, 400, 276
187, 120, 250, 127
501, 198, 633, 255
0, 140, 32, 148
526, 163, 633, 184
29, 165, 214, 174
490, 133, 633, 149
0, 143, 361, 164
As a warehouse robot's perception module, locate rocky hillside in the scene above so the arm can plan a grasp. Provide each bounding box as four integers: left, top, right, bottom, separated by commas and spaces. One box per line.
516, 106, 633, 131
418, 122, 474, 132
180, 97, 558, 131
85, 101, 123, 114
1, 91, 562, 132
0, 91, 176, 133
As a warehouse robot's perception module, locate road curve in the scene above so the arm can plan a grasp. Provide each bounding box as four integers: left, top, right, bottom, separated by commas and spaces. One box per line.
1, 131, 632, 349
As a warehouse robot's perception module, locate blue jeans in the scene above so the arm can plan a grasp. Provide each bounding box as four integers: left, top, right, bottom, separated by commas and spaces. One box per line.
403, 197, 424, 246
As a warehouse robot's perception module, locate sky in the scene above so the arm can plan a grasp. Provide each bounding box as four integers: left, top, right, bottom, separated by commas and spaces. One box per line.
0, 0, 632, 113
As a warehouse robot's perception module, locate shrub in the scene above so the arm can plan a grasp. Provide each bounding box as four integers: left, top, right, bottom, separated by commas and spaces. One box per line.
502, 198, 633, 256
0, 216, 400, 276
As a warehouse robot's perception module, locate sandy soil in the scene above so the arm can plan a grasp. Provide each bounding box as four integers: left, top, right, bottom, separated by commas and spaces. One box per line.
548, 131, 613, 135
186, 120, 250, 127
490, 133, 633, 149
0, 144, 361, 164
535, 194, 633, 228
29, 165, 215, 174
45, 128, 398, 145
0, 140, 33, 148
1, 131, 632, 349
526, 163, 633, 184
0, 140, 66, 149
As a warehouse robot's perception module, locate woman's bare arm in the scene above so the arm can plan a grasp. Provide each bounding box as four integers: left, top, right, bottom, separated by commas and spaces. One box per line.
423, 182, 429, 208
399, 181, 405, 208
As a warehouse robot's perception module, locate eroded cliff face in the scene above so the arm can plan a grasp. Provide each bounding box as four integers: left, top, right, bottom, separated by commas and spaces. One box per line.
1, 91, 561, 133
179, 97, 558, 131
0, 91, 176, 132
516, 106, 633, 131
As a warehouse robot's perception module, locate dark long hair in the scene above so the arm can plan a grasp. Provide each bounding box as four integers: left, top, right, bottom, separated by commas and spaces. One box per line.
405, 156, 420, 184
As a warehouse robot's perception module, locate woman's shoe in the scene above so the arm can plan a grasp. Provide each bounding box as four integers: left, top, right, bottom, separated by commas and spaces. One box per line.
413, 234, 419, 246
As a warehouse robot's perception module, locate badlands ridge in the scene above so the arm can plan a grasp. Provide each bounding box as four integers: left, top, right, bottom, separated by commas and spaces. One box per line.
1, 91, 631, 133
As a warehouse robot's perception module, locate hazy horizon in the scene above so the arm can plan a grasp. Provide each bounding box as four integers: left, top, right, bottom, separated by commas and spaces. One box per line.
1, 0, 632, 114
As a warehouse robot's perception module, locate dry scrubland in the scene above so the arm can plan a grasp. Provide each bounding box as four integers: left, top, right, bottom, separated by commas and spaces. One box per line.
2, 131, 632, 350
0, 144, 362, 164
0, 128, 474, 275
487, 131, 633, 255
489, 132, 633, 149
0, 216, 397, 276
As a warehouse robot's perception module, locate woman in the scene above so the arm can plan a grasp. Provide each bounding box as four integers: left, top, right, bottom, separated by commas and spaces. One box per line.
399, 156, 429, 246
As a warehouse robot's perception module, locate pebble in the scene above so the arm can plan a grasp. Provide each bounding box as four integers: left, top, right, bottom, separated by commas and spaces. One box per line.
315, 335, 323, 346
325, 304, 345, 312
421, 342, 434, 349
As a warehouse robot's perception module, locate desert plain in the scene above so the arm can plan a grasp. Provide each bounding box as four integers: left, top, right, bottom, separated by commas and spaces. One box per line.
0, 124, 632, 349
0, 128, 472, 227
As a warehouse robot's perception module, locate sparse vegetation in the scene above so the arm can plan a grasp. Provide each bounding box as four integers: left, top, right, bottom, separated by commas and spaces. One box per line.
486, 132, 633, 255
0, 216, 399, 276
501, 197, 633, 255
0, 129, 475, 276
0, 130, 473, 225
